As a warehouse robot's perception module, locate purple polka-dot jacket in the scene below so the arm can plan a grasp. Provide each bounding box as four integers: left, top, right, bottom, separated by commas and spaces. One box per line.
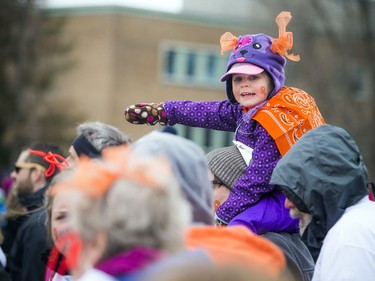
164, 100, 297, 233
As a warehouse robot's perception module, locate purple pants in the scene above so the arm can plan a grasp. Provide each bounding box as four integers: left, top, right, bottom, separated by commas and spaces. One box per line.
228, 192, 299, 234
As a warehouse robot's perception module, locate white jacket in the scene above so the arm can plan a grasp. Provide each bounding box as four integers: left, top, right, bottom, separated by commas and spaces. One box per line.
312, 197, 375, 281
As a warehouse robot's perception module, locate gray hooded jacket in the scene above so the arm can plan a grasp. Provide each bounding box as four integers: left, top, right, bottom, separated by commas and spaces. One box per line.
132, 131, 214, 225
270, 125, 368, 261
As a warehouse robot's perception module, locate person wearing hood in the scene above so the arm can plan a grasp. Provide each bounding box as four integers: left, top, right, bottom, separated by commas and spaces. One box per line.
270, 124, 375, 281
132, 131, 287, 280
132, 131, 214, 225
124, 11, 325, 231
206, 145, 314, 281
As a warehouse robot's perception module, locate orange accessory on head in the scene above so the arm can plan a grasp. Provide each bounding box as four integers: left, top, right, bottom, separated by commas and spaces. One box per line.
270, 11, 300, 62
219, 11, 301, 104
220, 32, 238, 55
29, 149, 69, 177
51, 146, 170, 199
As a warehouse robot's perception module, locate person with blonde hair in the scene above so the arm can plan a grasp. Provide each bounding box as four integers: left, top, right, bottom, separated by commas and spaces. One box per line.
49, 146, 192, 281
44, 168, 76, 281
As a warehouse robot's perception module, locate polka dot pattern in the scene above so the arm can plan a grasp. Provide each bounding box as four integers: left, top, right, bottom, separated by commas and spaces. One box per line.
164, 100, 241, 131
218, 124, 282, 223
125, 103, 167, 126
164, 100, 282, 224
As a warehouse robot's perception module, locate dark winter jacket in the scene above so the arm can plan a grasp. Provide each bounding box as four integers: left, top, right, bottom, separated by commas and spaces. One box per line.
2, 186, 46, 256
8, 185, 50, 281
0, 262, 11, 281
263, 232, 314, 281
270, 125, 368, 261
2, 214, 27, 256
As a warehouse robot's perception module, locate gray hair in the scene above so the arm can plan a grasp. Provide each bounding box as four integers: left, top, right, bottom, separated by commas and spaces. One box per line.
77, 121, 131, 152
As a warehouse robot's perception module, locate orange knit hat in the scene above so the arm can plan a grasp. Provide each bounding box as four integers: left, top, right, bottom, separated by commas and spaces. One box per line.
185, 226, 285, 278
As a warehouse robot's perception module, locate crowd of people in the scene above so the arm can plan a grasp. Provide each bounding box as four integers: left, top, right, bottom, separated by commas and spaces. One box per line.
1, 10, 374, 281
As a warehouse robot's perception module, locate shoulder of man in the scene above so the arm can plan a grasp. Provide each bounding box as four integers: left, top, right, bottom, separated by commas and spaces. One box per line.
262, 232, 315, 281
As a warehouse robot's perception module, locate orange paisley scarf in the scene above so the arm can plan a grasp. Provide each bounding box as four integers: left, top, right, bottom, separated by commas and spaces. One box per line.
252, 86, 325, 156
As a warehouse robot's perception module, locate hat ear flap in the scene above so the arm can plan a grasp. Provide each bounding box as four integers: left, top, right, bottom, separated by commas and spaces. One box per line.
226, 79, 237, 104
220, 32, 238, 55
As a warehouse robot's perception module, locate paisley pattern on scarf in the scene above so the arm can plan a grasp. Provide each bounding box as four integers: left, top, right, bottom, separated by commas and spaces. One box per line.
253, 86, 325, 156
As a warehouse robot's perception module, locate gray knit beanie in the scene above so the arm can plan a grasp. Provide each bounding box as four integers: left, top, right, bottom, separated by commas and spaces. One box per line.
206, 146, 247, 190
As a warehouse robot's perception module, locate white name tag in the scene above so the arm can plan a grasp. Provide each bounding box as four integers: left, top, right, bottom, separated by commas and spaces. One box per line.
232, 140, 253, 166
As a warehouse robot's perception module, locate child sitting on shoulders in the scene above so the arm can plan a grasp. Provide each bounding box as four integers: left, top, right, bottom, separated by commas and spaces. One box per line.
124, 11, 325, 233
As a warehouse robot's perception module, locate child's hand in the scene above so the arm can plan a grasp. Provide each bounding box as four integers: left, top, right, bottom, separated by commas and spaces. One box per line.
124, 103, 167, 126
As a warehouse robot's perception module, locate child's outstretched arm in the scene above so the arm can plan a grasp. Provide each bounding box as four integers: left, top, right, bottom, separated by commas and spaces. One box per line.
125, 100, 243, 131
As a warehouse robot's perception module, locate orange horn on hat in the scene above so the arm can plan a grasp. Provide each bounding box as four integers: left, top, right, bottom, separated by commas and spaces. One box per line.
220, 32, 238, 55
270, 11, 300, 62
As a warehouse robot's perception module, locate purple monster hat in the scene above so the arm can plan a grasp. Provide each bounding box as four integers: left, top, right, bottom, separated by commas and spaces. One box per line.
220, 11, 300, 104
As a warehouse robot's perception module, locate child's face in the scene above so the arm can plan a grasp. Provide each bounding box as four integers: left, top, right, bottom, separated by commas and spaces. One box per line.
51, 192, 73, 244
232, 72, 272, 108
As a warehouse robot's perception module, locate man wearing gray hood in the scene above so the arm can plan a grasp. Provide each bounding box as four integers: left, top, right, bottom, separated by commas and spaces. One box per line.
270, 124, 375, 281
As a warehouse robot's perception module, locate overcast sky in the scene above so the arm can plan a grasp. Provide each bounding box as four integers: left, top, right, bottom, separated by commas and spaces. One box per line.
46, 0, 184, 13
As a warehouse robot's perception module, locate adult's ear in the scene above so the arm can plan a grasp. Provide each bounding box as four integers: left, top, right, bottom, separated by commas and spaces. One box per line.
30, 168, 46, 189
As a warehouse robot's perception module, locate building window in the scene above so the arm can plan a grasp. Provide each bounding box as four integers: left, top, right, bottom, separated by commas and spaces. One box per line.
160, 40, 228, 88
207, 54, 217, 80
166, 49, 176, 76
187, 52, 196, 78
175, 125, 234, 153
